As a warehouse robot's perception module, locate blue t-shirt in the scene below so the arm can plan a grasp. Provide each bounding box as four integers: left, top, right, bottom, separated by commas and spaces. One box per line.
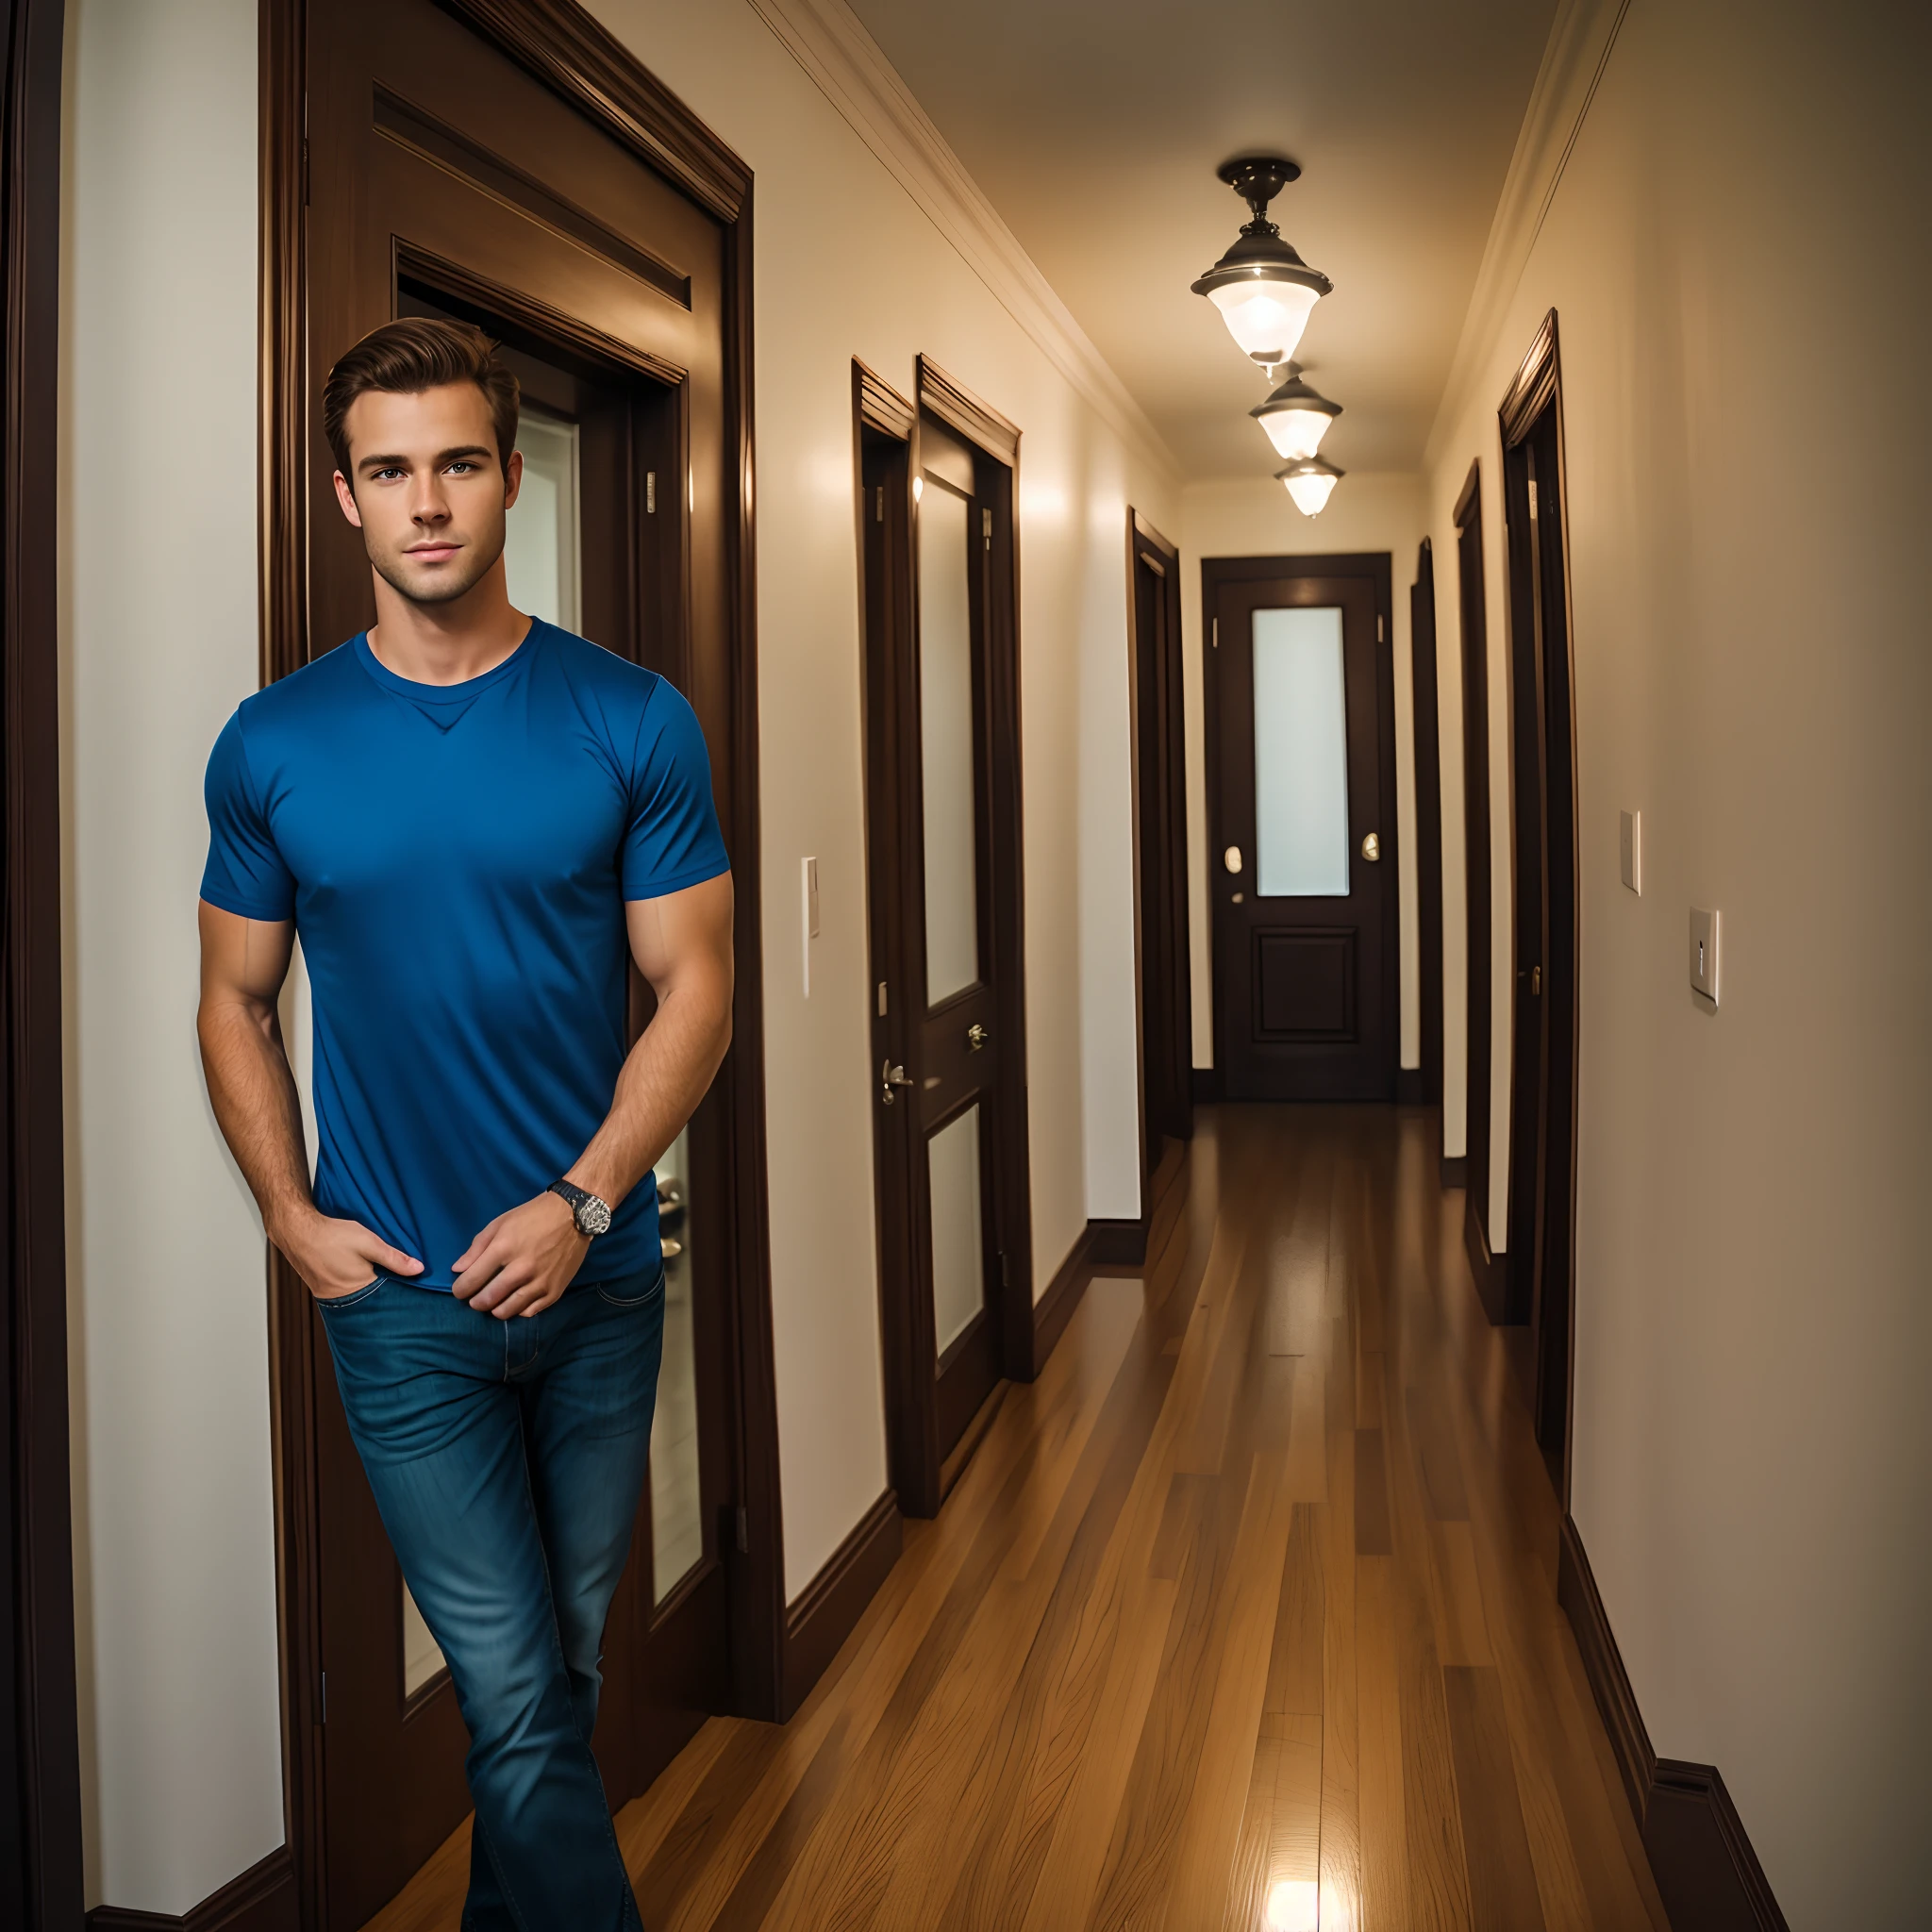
200, 619, 729, 1288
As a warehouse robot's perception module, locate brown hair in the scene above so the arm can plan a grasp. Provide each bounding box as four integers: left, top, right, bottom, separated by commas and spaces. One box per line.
322, 317, 520, 480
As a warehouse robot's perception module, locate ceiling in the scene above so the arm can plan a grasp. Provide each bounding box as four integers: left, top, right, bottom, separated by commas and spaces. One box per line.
843, 0, 1557, 480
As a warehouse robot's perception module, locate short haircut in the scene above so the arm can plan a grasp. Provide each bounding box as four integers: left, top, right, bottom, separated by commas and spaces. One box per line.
322, 317, 520, 480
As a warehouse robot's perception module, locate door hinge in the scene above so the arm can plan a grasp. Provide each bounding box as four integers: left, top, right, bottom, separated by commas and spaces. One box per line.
877, 980, 889, 1018
1528, 477, 1540, 520
876, 485, 885, 523
999, 1252, 1010, 1289
1211, 617, 1219, 650
982, 507, 992, 550
646, 470, 657, 515
1377, 614, 1385, 643
735, 1506, 750, 1553
319, 1671, 327, 1724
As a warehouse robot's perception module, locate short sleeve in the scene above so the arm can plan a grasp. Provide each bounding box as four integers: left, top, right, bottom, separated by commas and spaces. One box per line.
200, 709, 297, 921
622, 678, 730, 900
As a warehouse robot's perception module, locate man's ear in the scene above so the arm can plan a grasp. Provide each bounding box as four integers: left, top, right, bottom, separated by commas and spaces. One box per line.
331, 469, 365, 529
501, 447, 525, 514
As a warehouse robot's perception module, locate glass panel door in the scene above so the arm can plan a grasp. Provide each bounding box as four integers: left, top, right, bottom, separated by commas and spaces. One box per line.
650, 1124, 702, 1602
918, 477, 980, 1004
1252, 606, 1350, 896
502, 402, 580, 630
926, 1106, 986, 1359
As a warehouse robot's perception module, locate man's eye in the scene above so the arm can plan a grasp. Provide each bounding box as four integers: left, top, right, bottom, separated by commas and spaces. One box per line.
374, 467, 404, 481
447, 461, 475, 475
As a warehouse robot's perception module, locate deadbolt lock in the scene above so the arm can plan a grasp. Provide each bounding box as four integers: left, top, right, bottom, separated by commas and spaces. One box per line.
967, 1023, 990, 1052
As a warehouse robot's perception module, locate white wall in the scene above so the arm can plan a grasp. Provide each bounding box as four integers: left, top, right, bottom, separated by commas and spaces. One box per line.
1178, 475, 1424, 1076
59, 0, 285, 1915
59, 5, 1178, 1908
1421, 0, 1932, 1921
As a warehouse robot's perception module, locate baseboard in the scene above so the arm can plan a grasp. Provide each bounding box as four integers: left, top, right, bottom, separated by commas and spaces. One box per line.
1557, 1518, 1789, 1932
1087, 1216, 1146, 1267
1440, 1154, 1468, 1188
1395, 1067, 1424, 1104
1189, 1066, 1222, 1104
780, 1489, 901, 1721
1463, 1192, 1507, 1325
89, 1849, 298, 1932
1032, 1224, 1096, 1374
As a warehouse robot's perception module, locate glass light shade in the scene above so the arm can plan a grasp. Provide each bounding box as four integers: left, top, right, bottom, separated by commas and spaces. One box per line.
1207, 276, 1320, 365
1257, 404, 1333, 461
1278, 457, 1342, 517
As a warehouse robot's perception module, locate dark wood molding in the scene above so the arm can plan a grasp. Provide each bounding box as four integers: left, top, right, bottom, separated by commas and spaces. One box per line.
1031, 1225, 1097, 1377
1498, 307, 1562, 448
433, 0, 749, 222
1463, 1191, 1506, 1326
2, 2, 85, 1925
1190, 1067, 1223, 1105
88, 1849, 299, 1932
853, 358, 914, 440
914, 355, 1020, 463
1453, 456, 1482, 530
1557, 1518, 1790, 1932
1087, 1218, 1147, 1268
778, 1491, 901, 1722
1439, 1154, 1468, 1188
1453, 462, 1494, 1275
1410, 538, 1444, 1112
1394, 1069, 1424, 1105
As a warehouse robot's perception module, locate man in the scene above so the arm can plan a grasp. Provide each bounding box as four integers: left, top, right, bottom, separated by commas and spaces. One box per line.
197, 317, 731, 1930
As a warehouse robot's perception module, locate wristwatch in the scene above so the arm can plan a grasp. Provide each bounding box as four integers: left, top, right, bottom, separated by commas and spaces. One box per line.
547, 1178, 613, 1238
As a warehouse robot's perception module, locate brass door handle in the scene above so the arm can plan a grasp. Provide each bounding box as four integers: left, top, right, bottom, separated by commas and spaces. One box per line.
966, 1023, 989, 1052
1361, 832, 1381, 862
880, 1059, 914, 1107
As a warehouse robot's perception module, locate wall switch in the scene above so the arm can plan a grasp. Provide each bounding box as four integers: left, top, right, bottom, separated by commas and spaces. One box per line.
801, 857, 819, 996
1689, 906, 1720, 1007
1619, 809, 1641, 894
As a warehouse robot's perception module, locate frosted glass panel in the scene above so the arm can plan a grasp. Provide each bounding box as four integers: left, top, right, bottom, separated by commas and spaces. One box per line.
919, 480, 979, 1005
503, 405, 580, 632
928, 1105, 986, 1358
1253, 607, 1350, 897
651, 1125, 702, 1603
402, 1582, 445, 1697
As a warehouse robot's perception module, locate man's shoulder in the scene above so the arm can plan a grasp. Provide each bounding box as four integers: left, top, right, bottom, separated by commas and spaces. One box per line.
233, 636, 366, 731
542, 625, 663, 702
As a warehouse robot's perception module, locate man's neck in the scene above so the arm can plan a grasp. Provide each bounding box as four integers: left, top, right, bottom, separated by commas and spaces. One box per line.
366, 564, 531, 688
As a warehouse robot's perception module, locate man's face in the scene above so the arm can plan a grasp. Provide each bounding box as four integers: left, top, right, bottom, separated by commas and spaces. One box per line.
332, 382, 524, 606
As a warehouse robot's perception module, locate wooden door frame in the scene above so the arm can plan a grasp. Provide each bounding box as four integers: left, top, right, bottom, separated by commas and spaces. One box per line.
1408, 540, 1445, 1121
1453, 464, 1503, 1320
1498, 308, 1580, 1494
1199, 551, 1399, 1101
1, 2, 85, 1925
1124, 510, 1191, 1252
912, 358, 1036, 1394
260, 5, 784, 1922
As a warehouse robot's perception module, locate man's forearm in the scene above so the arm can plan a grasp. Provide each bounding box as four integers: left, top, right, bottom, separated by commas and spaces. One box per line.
566, 979, 731, 1212
198, 996, 315, 1243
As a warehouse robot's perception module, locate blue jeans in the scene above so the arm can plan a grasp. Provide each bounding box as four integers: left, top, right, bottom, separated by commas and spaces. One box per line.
318, 1267, 666, 1932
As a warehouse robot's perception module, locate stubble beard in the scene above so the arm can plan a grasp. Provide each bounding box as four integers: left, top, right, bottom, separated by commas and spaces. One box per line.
369, 524, 506, 608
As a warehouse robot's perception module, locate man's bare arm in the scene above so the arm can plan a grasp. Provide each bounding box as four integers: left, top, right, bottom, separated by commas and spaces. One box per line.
454, 871, 734, 1317
197, 901, 423, 1296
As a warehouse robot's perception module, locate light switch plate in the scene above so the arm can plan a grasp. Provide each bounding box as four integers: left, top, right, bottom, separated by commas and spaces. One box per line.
1689, 906, 1720, 1006
1619, 810, 1641, 894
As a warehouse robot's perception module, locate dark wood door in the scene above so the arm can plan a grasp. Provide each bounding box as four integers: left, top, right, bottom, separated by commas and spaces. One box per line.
857, 377, 1031, 1517
1410, 540, 1445, 1112
304, 7, 741, 1924
1205, 558, 1398, 1102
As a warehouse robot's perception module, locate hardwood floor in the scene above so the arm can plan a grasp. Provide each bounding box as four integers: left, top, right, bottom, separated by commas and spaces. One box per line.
365, 1106, 1668, 1932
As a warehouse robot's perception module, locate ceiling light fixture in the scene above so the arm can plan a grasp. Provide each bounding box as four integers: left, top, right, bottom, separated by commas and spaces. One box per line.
1251, 362, 1341, 461
1278, 455, 1343, 518
1191, 156, 1333, 368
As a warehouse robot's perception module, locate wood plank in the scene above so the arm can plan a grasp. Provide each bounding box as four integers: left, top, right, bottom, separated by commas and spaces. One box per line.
1356, 1556, 1409, 1932
1354, 1428, 1392, 1557
1444, 1665, 1547, 1931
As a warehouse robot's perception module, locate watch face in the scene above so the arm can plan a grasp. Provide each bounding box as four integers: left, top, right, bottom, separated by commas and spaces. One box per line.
580, 1195, 613, 1237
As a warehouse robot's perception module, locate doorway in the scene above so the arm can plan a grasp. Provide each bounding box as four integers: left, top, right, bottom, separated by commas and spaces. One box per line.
1454, 465, 1502, 1319
854, 359, 1034, 1521
1127, 512, 1192, 1237
263, 5, 781, 1926
1499, 311, 1579, 1489
1409, 540, 1445, 1122
1202, 554, 1398, 1102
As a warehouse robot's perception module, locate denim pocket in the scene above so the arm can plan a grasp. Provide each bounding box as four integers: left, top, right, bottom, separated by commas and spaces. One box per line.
596, 1264, 666, 1309
316, 1274, 386, 1312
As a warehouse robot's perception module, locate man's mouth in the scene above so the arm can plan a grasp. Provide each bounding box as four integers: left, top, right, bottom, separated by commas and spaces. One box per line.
405, 543, 460, 563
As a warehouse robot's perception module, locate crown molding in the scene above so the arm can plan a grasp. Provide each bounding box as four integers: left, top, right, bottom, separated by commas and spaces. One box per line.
1422, 0, 1632, 474
744, 0, 1179, 489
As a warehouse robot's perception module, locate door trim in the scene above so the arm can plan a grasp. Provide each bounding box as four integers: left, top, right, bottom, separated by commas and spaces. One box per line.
1409, 540, 1444, 1118
1199, 552, 1399, 1101
1124, 509, 1191, 1242
258, 10, 783, 1923
913, 358, 1035, 1387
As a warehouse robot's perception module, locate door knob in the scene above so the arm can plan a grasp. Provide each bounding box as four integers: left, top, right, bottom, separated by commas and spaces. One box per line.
1360, 832, 1381, 862
880, 1058, 914, 1107
966, 1023, 989, 1052
1224, 844, 1243, 874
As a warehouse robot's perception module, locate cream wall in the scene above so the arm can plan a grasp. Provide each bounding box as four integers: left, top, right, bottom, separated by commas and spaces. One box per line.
58, 0, 285, 1915
60, 8, 1179, 1911
1178, 475, 1425, 1080
1421, 0, 1931, 1921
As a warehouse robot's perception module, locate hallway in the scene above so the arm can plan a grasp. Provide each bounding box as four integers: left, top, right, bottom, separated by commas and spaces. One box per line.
370, 1107, 1666, 1931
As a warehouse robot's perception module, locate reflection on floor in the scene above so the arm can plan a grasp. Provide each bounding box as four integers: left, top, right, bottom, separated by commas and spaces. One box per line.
364, 1107, 1667, 1931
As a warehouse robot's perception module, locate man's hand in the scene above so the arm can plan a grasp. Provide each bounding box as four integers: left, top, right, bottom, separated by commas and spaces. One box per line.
453, 1191, 590, 1320
275, 1207, 424, 1301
